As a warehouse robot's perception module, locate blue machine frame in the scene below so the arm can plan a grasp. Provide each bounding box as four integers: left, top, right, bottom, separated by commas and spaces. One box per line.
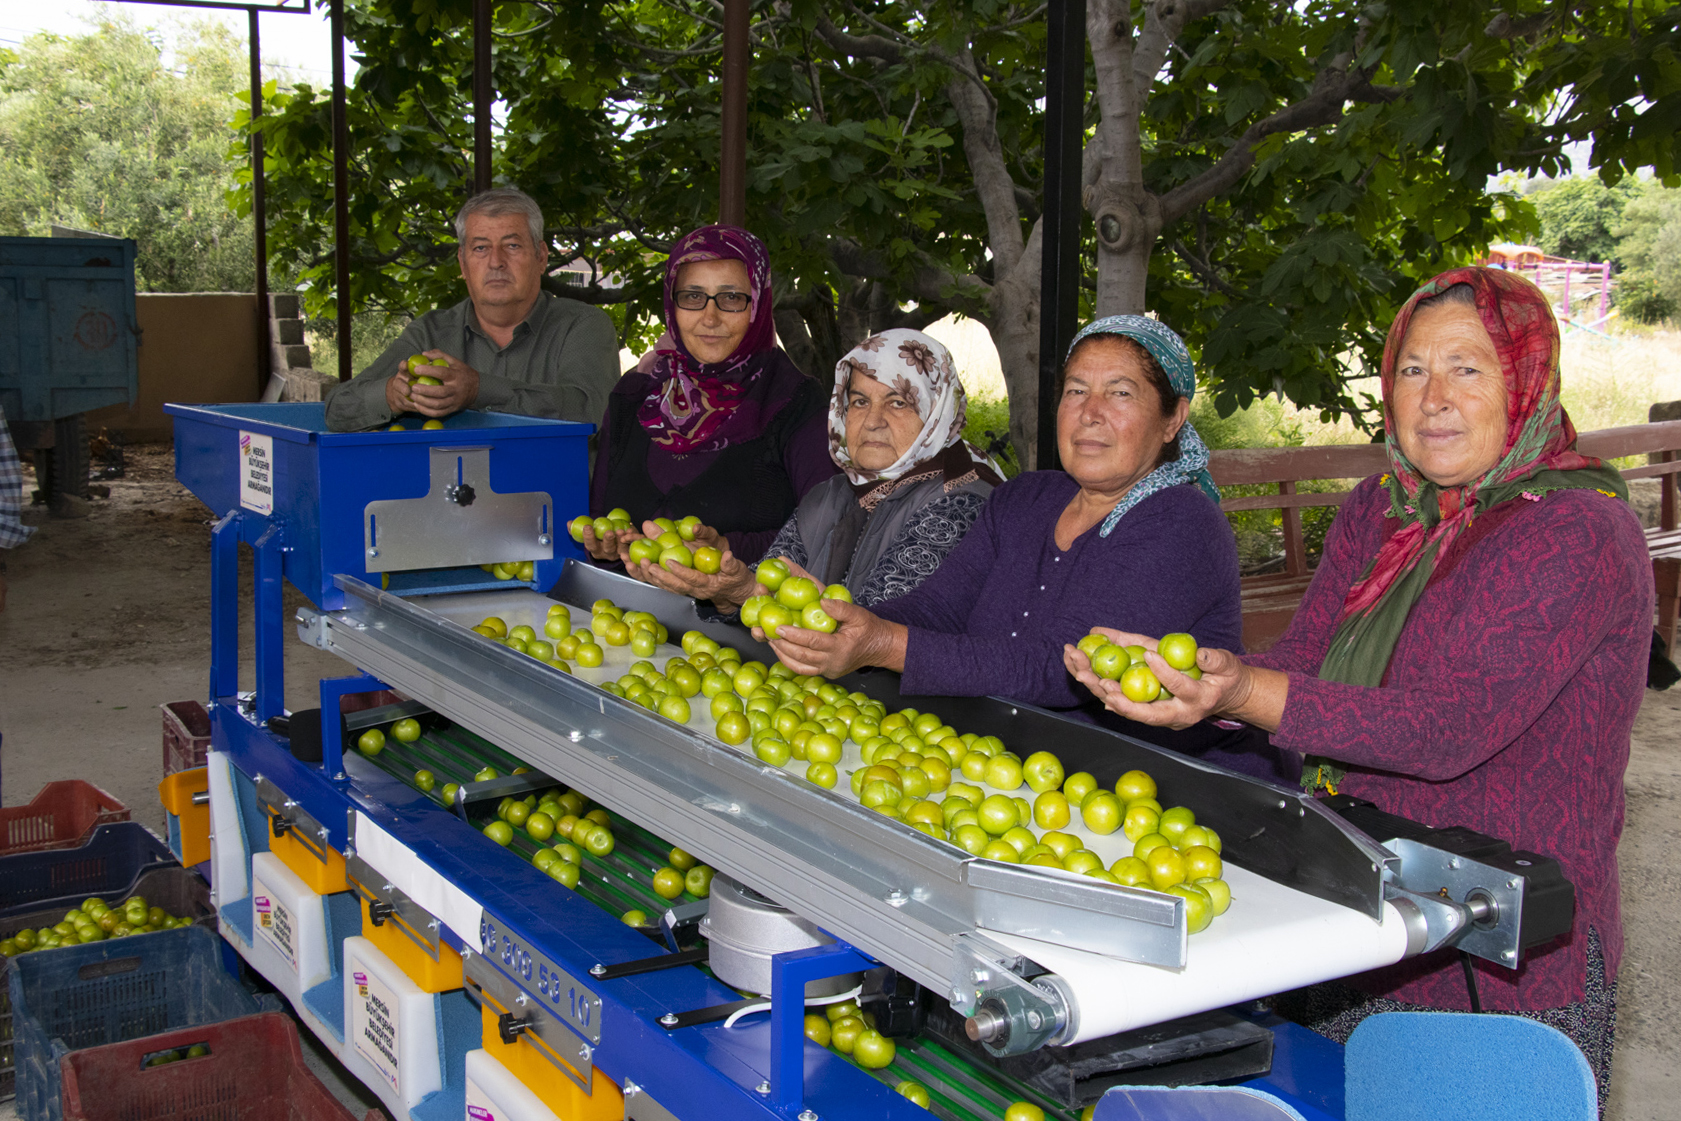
177, 401, 1350, 1121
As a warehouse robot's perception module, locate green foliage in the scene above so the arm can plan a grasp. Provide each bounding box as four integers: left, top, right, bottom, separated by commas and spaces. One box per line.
960, 395, 1019, 478
0, 15, 256, 293
1612, 179, 1681, 323
1527, 176, 1637, 262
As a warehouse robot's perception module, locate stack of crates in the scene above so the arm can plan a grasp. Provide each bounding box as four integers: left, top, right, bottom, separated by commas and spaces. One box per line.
0, 788, 146, 1104
7, 926, 282, 1121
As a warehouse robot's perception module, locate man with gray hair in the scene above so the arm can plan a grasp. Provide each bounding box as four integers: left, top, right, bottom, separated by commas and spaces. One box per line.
325, 187, 620, 431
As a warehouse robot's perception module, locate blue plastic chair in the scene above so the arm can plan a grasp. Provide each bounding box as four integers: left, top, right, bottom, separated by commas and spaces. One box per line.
1345, 1011, 1597, 1121
1092, 1085, 1307, 1120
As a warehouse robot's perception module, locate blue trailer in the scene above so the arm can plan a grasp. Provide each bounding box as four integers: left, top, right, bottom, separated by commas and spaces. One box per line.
0, 235, 140, 508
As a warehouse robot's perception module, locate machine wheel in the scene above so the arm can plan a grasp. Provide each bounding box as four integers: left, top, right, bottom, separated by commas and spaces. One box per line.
37, 413, 91, 513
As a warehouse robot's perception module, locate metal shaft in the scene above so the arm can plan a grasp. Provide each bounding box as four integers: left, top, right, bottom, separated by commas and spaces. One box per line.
249, 9, 269, 389
474, 0, 493, 193
331, 0, 351, 381
1036, 0, 1086, 471
718, 0, 749, 226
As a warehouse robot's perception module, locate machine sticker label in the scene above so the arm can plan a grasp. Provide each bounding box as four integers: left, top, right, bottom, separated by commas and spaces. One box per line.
251, 878, 296, 969
480, 912, 602, 1043
463, 1076, 496, 1121
239, 430, 274, 515
351, 963, 401, 1091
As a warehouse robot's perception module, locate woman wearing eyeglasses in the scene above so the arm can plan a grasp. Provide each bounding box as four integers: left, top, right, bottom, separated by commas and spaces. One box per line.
584, 225, 837, 570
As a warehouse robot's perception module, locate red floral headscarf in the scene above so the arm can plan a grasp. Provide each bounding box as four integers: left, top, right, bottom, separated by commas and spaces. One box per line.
1317, 266, 1627, 689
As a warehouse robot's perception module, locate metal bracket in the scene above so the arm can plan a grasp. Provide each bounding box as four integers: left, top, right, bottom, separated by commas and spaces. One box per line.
963, 858, 1186, 967
1384, 837, 1526, 967
466, 949, 596, 1091
948, 931, 1075, 1057
346, 843, 443, 960
622, 1079, 681, 1121
450, 770, 559, 821
478, 911, 602, 1044
252, 774, 332, 862
660, 899, 710, 952
588, 945, 709, 982
362, 445, 553, 573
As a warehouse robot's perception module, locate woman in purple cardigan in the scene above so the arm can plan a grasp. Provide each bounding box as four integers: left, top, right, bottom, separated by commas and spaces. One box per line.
760, 316, 1259, 768
1067, 268, 1648, 1102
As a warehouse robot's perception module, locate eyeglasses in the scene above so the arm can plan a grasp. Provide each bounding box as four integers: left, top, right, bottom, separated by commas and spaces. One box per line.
674, 290, 751, 313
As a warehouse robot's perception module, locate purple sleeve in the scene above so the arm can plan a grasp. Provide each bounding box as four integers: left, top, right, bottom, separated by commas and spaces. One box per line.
1269, 496, 1649, 781
728, 411, 839, 565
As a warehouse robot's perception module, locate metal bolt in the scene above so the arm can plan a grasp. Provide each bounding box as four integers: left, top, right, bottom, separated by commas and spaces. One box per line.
317, 827, 329, 840
1026, 1010, 1042, 1029
623, 1080, 641, 1098
887, 888, 905, 902
1449, 858, 1461, 870
578, 1043, 593, 1061
367, 547, 379, 557
951, 987, 965, 1002
969, 968, 989, 983
659, 1013, 679, 1026
1507, 878, 1520, 889
590, 964, 607, 977
538, 534, 552, 546
569, 730, 584, 743
755, 1080, 770, 1094
1502, 949, 1517, 961
427, 919, 441, 931
1277, 799, 1288, 810
334, 772, 347, 782
515, 991, 528, 1006
800, 1110, 820, 1121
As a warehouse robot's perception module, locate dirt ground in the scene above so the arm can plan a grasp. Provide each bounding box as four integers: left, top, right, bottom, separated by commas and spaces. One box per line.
0, 443, 1676, 1118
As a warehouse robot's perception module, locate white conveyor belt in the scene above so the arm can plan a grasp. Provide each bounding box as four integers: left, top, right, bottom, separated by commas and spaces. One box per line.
991, 866, 1411, 1042
394, 588, 1412, 1041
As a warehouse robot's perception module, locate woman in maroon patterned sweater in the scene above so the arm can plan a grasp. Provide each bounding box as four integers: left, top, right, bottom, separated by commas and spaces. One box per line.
1066, 268, 1650, 1102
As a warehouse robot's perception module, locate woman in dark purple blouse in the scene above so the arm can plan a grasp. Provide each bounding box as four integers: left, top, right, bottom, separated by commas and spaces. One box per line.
760, 316, 1252, 764
1068, 269, 1648, 1102
582, 226, 836, 569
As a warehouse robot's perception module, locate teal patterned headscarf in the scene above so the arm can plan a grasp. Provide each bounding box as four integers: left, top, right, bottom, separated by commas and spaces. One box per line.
1064, 315, 1221, 536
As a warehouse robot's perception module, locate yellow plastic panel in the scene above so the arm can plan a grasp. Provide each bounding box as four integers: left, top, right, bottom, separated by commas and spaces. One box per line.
359, 895, 464, 993
157, 768, 210, 866
478, 1001, 622, 1120
266, 807, 349, 894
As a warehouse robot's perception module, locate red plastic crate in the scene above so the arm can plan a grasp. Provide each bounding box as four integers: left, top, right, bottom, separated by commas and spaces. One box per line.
0, 782, 129, 858
58, 1012, 386, 1121
161, 701, 213, 776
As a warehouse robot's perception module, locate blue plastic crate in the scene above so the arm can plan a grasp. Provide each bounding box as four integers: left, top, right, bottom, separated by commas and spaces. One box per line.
165, 402, 592, 610
9, 925, 281, 1121
0, 824, 174, 918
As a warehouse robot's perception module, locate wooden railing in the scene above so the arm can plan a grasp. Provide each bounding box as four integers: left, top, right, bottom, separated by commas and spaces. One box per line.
1208, 418, 1681, 652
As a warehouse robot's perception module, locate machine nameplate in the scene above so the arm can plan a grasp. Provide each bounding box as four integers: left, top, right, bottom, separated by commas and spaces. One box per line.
479, 911, 603, 1044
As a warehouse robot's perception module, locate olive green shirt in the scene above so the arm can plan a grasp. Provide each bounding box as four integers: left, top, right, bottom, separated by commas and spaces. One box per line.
323, 292, 620, 431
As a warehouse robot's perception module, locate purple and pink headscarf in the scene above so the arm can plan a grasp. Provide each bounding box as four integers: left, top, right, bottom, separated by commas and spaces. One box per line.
635, 225, 791, 454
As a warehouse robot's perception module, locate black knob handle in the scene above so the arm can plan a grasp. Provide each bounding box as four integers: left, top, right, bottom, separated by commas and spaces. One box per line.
497, 1011, 531, 1045
368, 901, 396, 927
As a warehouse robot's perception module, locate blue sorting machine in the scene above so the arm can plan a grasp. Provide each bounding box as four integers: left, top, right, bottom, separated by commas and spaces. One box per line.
163, 399, 1502, 1121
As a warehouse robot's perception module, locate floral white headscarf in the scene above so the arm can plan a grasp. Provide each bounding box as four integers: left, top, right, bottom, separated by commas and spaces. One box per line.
827, 329, 1000, 486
